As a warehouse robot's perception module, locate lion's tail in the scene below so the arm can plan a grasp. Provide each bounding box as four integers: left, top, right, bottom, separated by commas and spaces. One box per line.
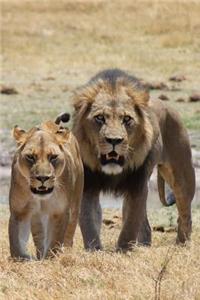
157, 169, 176, 206
55, 113, 70, 125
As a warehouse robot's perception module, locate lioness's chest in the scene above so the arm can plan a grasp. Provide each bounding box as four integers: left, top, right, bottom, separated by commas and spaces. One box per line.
30, 192, 69, 215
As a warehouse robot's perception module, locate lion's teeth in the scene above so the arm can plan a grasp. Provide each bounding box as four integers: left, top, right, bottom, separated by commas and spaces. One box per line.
106, 153, 120, 160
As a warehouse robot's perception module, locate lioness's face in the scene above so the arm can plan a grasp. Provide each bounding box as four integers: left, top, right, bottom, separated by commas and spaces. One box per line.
15, 128, 66, 197
86, 90, 141, 175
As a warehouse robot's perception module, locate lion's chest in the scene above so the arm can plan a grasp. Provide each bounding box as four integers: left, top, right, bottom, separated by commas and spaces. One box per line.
84, 164, 147, 194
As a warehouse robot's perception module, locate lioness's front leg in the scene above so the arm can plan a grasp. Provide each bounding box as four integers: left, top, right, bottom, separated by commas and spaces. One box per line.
9, 212, 31, 260
32, 212, 69, 259
79, 190, 102, 250
64, 205, 79, 247
117, 184, 148, 251
31, 213, 47, 259
45, 212, 69, 258
64, 177, 83, 247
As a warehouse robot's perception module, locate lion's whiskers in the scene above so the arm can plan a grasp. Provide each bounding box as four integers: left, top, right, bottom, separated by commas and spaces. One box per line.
128, 145, 134, 152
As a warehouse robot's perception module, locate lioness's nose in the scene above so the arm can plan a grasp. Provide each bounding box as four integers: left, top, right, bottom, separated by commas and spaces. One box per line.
105, 137, 124, 146
36, 176, 50, 183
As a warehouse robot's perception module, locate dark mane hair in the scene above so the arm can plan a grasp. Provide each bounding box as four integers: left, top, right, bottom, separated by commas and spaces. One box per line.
89, 68, 148, 93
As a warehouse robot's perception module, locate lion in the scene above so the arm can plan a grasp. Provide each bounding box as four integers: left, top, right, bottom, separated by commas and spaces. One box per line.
70, 68, 195, 251
9, 115, 83, 260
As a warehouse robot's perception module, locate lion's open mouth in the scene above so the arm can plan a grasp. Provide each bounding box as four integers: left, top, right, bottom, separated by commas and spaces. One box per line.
100, 151, 125, 166
31, 186, 54, 195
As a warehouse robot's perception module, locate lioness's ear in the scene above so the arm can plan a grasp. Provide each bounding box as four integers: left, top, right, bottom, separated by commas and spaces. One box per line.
13, 126, 27, 145
56, 128, 70, 144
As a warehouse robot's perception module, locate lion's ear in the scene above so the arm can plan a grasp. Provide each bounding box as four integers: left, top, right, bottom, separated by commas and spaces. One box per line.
142, 91, 149, 101
73, 94, 88, 112
13, 126, 27, 145
140, 91, 150, 106
73, 94, 92, 122
74, 100, 91, 116
132, 91, 150, 107
125, 84, 150, 107
73, 86, 95, 116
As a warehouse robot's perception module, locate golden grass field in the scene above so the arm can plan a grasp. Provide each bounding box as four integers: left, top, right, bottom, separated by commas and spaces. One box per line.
1, 0, 200, 131
1, 205, 200, 300
1, 0, 200, 299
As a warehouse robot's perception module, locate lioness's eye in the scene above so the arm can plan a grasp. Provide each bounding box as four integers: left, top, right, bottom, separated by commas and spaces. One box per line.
49, 154, 58, 162
25, 154, 36, 163
94, 114, 105, 124
123, 115, 132, 125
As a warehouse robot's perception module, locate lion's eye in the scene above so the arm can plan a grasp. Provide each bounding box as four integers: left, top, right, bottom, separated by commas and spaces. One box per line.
94, 114, 105, 124
25, 154, 36, 163
123, 115, 132, 125
49, 154, 58, 162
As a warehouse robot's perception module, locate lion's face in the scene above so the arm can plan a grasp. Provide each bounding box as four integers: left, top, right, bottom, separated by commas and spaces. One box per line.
73, 73, 154, 175
13, 122, 69, 197
86, 91, 141, 175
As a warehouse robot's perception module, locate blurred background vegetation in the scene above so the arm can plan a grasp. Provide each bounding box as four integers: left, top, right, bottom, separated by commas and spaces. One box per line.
1, 0, 200, 133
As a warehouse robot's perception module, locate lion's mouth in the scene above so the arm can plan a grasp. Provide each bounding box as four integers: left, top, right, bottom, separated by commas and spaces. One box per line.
100, 151, 125, 166
31, 186, 54, 195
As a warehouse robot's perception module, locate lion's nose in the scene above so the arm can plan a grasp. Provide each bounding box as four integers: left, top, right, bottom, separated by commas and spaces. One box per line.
36, 176, 50, 183
105, 137, 124, 146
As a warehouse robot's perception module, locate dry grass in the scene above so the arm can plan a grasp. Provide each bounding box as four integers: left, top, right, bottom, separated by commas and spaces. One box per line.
1, 0, 200, 74
1, 205, 200, 300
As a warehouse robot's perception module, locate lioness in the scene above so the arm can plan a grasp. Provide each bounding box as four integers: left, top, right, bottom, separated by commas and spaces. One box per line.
9, 116, 83, 260
71, 69, 195, 251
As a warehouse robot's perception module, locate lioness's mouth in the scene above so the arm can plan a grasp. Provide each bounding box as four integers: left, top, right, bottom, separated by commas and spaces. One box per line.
100, 151, 125, 166
31, 187, 54, 195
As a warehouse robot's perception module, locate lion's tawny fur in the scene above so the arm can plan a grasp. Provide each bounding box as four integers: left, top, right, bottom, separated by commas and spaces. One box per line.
72, 69, 195, 251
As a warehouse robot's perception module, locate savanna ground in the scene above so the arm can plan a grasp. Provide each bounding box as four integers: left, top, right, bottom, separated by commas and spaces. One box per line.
0, 0, 200, 299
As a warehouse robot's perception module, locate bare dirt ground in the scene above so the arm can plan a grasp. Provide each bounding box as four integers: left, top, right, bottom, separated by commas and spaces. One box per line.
0, 0, 200, 299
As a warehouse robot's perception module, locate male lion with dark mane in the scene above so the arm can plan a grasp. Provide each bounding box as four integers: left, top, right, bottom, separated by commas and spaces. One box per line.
9, 116, 83, 260
71, 69, 195, 251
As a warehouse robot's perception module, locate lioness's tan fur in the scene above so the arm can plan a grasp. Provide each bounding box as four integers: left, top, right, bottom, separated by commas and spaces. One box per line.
9, 120, 83, 259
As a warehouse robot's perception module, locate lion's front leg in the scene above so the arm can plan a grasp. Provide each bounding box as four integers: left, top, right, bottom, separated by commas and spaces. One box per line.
137, 213, 151, 246
79, 190, 102, 250
117, 185, 148, 251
